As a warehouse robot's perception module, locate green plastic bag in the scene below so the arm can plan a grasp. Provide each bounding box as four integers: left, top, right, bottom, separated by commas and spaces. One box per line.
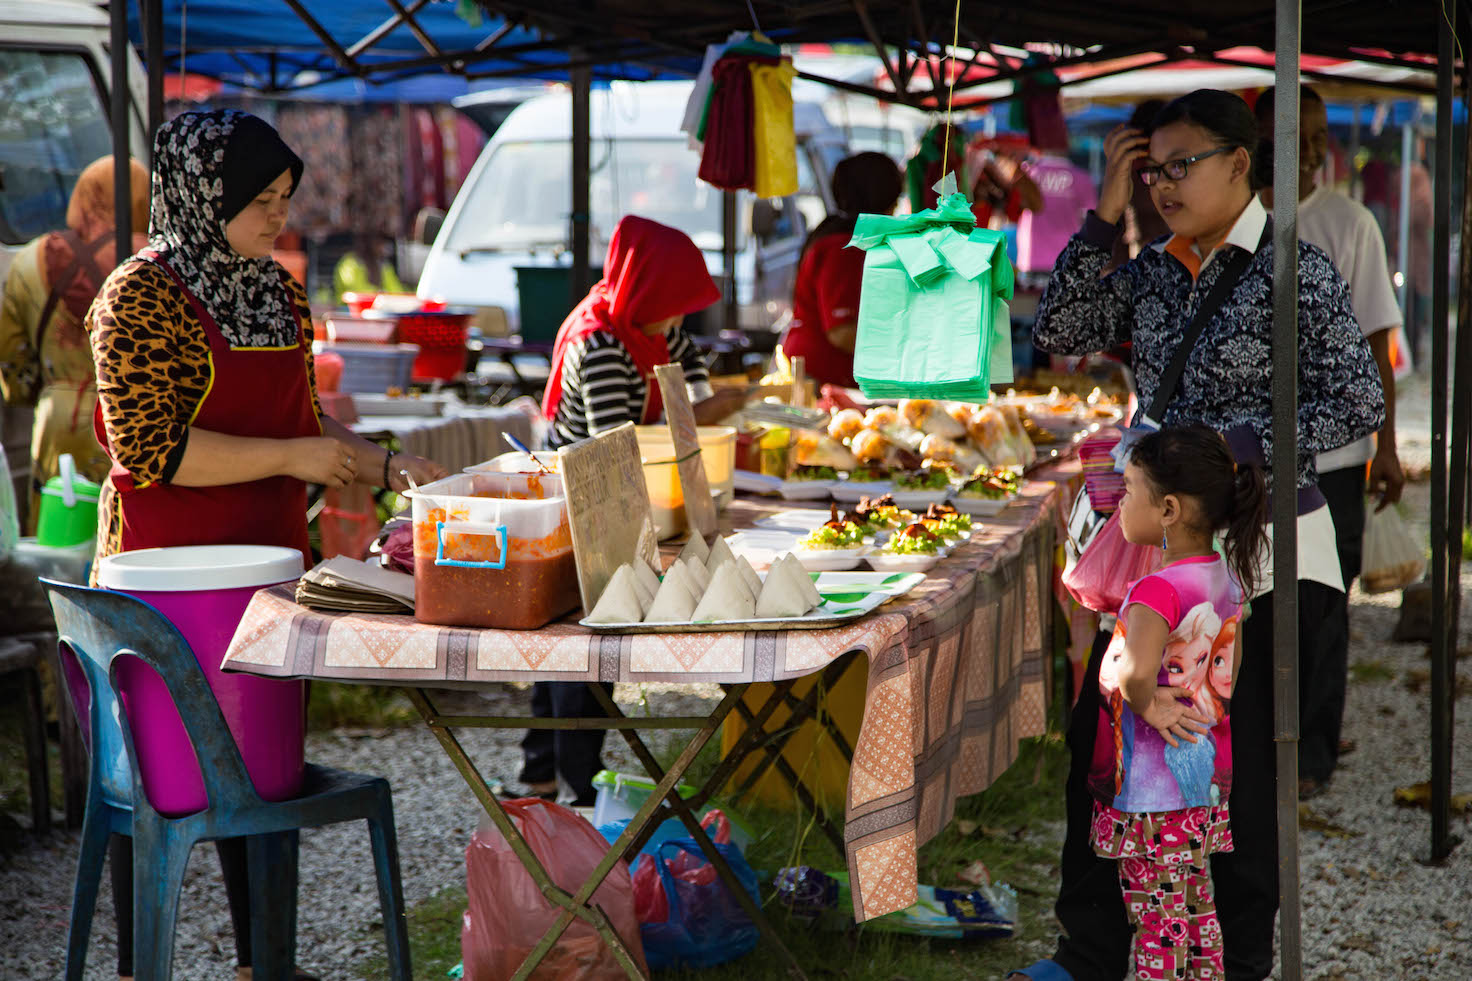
849, 176, 1014, 401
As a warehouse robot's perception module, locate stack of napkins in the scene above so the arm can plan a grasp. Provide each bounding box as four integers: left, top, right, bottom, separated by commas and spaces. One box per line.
296, 556, 415, 614
586, 533, 822, 625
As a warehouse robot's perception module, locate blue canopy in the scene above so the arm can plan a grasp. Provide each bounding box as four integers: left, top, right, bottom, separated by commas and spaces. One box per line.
129, 0, 698, 93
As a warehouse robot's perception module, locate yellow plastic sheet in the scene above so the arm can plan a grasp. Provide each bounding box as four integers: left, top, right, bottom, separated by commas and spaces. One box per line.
749, 61, 798, 199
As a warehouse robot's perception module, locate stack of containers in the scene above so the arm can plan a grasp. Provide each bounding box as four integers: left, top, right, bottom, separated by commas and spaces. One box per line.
408, 470, 578, 629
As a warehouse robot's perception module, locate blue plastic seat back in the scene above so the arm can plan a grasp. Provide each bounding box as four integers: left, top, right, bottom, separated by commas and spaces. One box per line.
54, 629, 136, 811
43, 580, 263, 817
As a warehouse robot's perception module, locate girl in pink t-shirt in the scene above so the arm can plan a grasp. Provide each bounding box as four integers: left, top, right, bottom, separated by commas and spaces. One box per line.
1090, 424, 1268, 980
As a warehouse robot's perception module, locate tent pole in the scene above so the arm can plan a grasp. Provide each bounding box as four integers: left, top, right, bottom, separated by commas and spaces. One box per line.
1442, 8, 1471, 865
1398, 122, 1414, 318
1427, 6, 1458, 865
142, 0, 164, 141
570, 58, 592, 303
722, 192, 738, 334
111, 0, 133, 259
1270, 2, 1302, 979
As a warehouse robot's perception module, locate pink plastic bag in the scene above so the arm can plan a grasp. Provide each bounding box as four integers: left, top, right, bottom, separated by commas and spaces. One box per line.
462, 798, 647, 980
1061, 509, 1162, 613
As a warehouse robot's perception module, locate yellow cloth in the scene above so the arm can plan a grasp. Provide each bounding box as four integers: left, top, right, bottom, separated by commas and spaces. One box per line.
749, 60, 798, 199
0, 239, 108, 533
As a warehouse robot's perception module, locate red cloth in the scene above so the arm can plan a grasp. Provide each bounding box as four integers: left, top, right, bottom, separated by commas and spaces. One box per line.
785, 235, 862, 388
698, 58, 758, 191
542, 216, 721, 424
98, 252, 319, 567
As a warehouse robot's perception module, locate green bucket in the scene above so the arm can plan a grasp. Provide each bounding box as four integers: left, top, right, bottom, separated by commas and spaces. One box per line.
36, 454, 101, 548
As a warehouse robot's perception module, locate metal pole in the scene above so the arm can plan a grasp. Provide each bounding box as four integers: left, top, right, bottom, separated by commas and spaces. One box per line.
110, 0, 133, 259
1398, 122, 1414, 318
570, 58, 592, 303
722, 190, 739, 333
1271, 2, 1302, 978
1441, 24, 1472, 867
142, 0, 164, 141
1427, 10, 1456, 865
1348, 103, 1361, 197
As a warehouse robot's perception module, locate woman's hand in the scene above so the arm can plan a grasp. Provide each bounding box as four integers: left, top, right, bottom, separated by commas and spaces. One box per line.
694, 387, 751, 424
387, 452, 448, 493
1140, 686, 1212, 748
1098, 126, 1151, 225
285, 437, 357, 488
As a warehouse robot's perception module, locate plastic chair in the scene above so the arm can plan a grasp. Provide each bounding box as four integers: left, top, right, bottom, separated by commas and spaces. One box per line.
43, 579, 412, 981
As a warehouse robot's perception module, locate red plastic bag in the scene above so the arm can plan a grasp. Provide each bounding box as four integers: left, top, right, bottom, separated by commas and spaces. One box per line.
1061, 509, 1162, 614
462, 798, 648, 980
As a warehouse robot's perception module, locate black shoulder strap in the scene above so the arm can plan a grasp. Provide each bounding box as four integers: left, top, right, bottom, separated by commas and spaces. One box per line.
1147, 220, 1273, 422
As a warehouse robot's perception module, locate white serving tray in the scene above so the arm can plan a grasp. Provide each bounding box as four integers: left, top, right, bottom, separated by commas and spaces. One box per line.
830, 479, 894, 504
580, 571, 926, 633
952, 495, 1015, 517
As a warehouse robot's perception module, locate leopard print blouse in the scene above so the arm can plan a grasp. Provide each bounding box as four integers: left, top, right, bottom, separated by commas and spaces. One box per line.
85, 259, 319, 560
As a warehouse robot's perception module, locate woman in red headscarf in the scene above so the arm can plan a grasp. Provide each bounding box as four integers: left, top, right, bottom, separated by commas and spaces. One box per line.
527, 217, 746, 805
542, 215, 748, 450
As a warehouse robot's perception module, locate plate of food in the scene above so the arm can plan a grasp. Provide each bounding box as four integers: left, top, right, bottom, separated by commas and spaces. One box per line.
831, 472, 895, 504
917, 502, 976, 543
778, 465, 840, 500
752, 507, 834, 534
865, 521, 946, 573
734, 469, 784, 495
954, 467, 1021, 516
888, 468, 953, 510
790, 508, 870, 570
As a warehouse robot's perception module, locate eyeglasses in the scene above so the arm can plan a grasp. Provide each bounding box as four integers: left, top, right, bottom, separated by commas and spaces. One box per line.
1137, 146, 1234, 186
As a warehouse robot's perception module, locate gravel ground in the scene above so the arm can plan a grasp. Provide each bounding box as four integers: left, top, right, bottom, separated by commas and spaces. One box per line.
3, 374, 1470, 980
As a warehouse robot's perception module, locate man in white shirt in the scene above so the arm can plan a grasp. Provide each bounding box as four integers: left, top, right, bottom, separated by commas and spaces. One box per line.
1257, 85, 1406, 798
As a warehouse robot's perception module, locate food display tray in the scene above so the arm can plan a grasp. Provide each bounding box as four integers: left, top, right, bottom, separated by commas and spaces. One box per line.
580, 571, 925, 633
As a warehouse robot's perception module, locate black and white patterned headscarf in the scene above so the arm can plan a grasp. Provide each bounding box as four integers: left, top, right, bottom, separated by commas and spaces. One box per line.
142, 109, 304, 347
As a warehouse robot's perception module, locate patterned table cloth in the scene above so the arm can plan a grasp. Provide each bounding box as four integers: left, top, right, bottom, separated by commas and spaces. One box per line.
349, 398, 541, 475
222, 464, 1076, 920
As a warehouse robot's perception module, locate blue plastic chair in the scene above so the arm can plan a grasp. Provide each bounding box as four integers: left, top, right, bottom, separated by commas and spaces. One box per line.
43, 579, 412, 981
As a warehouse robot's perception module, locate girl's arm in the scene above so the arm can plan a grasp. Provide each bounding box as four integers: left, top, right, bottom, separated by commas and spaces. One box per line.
1119, 604, 1212, 748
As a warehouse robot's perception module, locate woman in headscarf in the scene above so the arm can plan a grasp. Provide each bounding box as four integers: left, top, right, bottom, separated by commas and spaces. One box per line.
542, 214, 748, 450
85, 109, 447, 981
528, 216, 745, 806
0, 156, 148, 531
783, 152, 904, 389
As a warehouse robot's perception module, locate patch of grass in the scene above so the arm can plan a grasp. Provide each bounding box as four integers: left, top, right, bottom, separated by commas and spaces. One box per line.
306, 682, 417, 730
1348, 659, 1396, 683
358, 734, 1070, 980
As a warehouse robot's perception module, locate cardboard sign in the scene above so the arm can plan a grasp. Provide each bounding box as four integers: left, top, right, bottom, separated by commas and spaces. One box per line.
557, 422, 661, 613
790, 355, 807, 408
653, 362, 718, 540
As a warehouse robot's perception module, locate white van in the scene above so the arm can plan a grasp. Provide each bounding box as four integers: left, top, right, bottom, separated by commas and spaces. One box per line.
1, 0, 148, 511
417, 81, 848, 336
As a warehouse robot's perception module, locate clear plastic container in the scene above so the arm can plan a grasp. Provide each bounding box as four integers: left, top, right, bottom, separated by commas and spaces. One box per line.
464, 450, 561, 475
408, 472, 578, 629
634, 426, 737, 540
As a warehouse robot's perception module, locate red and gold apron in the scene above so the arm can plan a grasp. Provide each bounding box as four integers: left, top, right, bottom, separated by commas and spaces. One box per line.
96, 253, 320, 565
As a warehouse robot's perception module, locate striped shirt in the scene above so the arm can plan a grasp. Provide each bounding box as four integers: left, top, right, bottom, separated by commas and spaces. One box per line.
548, 328, 713, 448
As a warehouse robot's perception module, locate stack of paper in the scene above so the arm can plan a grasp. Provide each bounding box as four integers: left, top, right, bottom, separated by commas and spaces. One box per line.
295, 556, 415, 614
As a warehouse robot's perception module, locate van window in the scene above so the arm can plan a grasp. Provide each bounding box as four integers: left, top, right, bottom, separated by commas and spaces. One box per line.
445, 139, 732, 256
0, 47, 113, 246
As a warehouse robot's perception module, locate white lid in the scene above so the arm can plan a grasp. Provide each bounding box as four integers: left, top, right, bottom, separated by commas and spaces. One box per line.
97, 545, 304, 592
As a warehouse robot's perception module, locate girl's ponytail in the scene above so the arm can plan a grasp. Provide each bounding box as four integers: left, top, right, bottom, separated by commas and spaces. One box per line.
1223, 461, 1270, 598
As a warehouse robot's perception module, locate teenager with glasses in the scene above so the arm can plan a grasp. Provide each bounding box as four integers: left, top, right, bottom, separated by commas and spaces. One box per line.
1008, 89, 1385, 981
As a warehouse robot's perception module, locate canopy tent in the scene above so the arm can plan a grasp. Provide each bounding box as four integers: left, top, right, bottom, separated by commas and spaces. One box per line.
104, 4, 1469, 979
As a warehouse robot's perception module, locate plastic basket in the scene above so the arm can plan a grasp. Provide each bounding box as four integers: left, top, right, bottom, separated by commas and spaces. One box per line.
316, 342, 420, 394
364, 309, 471, 381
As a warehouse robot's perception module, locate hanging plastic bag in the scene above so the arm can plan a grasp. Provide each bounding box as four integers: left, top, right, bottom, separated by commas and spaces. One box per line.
0, 447, 17, 560
850, 175, 1014, 402
749, 60, 798, 198
698, 58, 757, 192
630, 811, 759, 969
1061, 508, 1163, 614
1360, 503, 1426, 594
461, 798, 647, 981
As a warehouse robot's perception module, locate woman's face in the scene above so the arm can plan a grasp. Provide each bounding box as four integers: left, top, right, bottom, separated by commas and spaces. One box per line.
225, 169, 292, 259
1146, 121, 1250, 241
1163, 635, 1211, 690
639, 315, 682, 337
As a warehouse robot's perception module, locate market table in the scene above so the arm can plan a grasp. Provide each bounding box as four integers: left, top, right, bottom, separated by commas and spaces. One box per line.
222, 463, 1076, 978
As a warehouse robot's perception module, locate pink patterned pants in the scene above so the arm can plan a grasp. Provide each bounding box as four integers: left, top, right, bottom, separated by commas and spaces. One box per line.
1117, 855, 1226, 980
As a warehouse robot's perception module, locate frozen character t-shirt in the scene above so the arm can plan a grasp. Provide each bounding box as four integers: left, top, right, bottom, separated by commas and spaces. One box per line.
1089, 555, 1244, 812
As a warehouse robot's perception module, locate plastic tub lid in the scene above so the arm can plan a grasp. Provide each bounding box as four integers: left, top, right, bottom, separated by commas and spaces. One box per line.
97, 545, 304, 592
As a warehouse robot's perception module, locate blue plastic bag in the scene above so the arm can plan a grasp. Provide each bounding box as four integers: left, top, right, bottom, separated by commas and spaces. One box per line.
632, 838, 760, 969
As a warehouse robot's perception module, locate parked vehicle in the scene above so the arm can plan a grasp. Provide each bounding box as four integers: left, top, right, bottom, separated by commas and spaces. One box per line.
0, 0, 148, 515
417, 81, 848, 337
